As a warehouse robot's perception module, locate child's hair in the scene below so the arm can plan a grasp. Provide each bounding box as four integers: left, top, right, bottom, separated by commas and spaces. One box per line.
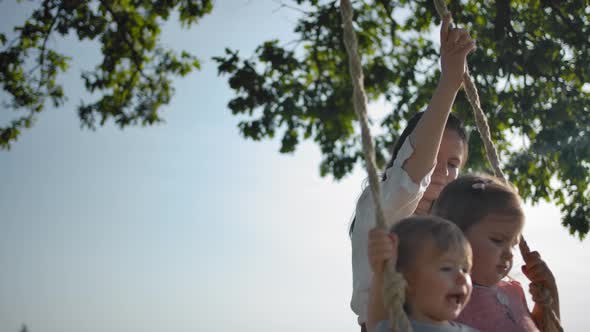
391, 216, 472, 273
431, 174, 524, 232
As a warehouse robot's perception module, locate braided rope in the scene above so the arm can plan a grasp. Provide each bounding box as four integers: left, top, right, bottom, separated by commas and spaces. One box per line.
433, 1, 562, 331
339, 1, 411, 331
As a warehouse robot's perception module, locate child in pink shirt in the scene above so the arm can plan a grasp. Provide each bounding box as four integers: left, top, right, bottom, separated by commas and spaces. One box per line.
433, 174, 560, 331
458, 279, 537, 332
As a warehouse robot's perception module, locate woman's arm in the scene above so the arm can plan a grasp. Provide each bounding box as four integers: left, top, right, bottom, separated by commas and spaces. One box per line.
403, 14, 475, 183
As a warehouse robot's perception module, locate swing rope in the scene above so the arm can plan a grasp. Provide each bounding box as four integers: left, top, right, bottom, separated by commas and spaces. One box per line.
432, 1, 563, 331
341, 0, 563, 330
340, 1, 411, 331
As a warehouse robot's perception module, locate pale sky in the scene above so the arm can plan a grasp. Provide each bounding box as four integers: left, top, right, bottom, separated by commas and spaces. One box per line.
0, 1, 588, 332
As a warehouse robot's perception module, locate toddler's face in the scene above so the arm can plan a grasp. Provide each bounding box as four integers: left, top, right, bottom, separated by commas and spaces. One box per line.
405, 239, 472, 324
465, 213, 524, 286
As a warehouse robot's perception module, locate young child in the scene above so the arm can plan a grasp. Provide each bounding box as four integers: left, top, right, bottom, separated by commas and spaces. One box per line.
432, 174, 560, 332
368, 216, 479, 332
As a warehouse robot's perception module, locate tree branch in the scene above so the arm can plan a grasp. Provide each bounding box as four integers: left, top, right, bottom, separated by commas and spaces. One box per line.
36, 3, 61, 91
272, 0, 311, 15
99, 0, 151, 83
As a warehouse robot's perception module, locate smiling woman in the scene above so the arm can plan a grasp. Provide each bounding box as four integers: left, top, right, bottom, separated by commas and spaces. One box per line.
405, 113, 468, 215
348, 11, 474, 329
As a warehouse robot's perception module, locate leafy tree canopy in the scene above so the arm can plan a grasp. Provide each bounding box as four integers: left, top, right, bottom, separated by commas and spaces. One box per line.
214, 0, 590, 238
1, 0, 212, 148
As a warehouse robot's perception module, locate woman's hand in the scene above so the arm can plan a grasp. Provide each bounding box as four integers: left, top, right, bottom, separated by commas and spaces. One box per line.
440, 14, 476, 90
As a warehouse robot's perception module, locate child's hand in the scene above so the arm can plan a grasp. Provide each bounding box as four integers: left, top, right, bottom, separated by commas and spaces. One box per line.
368, 227, 397, 275
524, 250, 562, 323
440, 14, 476, 89
529, 283, 552, 305
522, 251, 557, 291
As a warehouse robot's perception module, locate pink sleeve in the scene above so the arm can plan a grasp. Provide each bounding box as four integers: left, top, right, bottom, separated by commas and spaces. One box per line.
457, 281, 540, 332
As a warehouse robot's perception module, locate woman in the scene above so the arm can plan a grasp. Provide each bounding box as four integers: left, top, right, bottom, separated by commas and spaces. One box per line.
350, 14, 474, 331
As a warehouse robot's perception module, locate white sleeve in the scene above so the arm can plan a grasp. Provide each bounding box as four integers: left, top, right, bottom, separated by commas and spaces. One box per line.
350, 137, 434, 324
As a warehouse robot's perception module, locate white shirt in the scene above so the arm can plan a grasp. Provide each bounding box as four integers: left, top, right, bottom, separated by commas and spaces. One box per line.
350, 137, 434, 324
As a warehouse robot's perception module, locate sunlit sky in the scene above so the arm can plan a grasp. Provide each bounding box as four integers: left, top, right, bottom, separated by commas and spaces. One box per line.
1, 1, 588, 332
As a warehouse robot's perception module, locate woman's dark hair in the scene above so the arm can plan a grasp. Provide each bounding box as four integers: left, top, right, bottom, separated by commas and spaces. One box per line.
349, 111, 468, 235
382, 111, 468, 181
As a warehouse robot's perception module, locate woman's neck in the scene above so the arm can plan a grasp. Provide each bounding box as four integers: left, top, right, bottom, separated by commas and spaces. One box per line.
414, 199, 432, 216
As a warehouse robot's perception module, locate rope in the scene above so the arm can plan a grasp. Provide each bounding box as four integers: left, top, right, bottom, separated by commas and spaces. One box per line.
339, 1, 411, 331
432, 1, 562, 331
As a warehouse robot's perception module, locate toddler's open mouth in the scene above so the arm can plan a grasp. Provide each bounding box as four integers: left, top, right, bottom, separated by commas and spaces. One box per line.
446, 292, 466, 305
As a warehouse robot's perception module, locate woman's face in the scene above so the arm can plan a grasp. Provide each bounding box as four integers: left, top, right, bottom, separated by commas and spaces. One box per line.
423, 129, 466, 202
